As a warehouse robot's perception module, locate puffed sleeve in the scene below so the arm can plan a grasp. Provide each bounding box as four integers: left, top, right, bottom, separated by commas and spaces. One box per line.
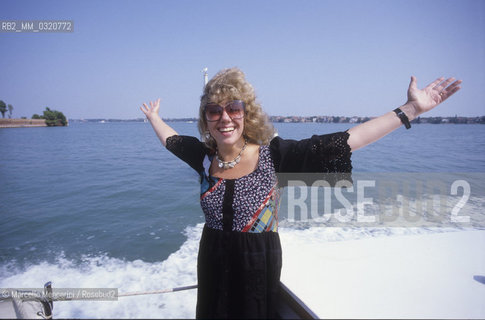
270, 131, 352, 173
165, 135, 207, 173
269, 131, 352, 186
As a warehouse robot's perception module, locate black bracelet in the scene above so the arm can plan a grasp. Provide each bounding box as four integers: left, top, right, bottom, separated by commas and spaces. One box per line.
393, 107, 411, 129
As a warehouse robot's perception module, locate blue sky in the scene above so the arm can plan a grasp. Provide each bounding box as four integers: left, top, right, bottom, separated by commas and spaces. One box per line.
1, 0, 484, 119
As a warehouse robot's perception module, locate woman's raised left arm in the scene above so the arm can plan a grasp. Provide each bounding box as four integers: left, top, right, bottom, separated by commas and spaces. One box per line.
347, 76, 462, 152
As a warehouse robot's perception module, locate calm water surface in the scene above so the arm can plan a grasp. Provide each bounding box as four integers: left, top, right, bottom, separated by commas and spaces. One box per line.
1, 122, 484, 265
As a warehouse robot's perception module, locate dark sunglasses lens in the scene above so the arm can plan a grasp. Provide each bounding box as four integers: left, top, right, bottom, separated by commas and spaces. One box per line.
227, 101, 244, 119
205, 104, 222, 121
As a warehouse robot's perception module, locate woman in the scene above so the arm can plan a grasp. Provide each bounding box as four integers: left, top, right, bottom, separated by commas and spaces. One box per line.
140, 68, 461, 319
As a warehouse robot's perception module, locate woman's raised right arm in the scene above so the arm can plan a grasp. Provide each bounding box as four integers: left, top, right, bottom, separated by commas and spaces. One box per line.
140, 98, 178, 147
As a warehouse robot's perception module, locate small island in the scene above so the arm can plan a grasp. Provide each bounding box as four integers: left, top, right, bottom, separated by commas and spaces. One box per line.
32, 107, 68, 127
0, 106, 68, 128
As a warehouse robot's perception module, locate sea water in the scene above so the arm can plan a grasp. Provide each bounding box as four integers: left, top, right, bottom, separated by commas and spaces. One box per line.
0, 122, 484, 318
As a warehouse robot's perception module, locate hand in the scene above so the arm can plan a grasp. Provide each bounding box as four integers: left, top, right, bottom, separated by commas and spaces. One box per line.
140, 98, 161, 121
406, 76, 462, 117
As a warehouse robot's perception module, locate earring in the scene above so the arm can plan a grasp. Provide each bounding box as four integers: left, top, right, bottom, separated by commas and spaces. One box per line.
204, 131, 211, 140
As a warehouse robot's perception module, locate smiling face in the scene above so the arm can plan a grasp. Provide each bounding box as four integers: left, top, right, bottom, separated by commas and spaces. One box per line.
198, 68, 275, 152
206, 100, 245, 148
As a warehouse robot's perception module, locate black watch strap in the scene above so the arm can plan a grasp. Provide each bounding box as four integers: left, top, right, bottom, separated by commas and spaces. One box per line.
393, 107, 411, 129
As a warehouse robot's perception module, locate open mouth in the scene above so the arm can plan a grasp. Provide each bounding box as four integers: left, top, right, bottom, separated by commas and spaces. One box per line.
218, 127, 235, 133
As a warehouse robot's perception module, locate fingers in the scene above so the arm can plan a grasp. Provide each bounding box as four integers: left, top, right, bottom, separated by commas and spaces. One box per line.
447, 79, 462, 89
140, 102, 153, 115
422, 77, 462, 102
435, 77, 456, 91
149, 98, 160, 108
141, 99, 160, 111
437, 78, 461, 96
425, 77, 445, 90
140, 98, 161, 117
442, 79, 462, 93
439, 80, 462, 101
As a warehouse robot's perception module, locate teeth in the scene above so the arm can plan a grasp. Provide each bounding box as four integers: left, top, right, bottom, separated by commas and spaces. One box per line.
219, 127, 234, 132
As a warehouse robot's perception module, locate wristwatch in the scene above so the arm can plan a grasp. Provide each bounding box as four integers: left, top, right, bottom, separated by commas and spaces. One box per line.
393, 107, 411, 129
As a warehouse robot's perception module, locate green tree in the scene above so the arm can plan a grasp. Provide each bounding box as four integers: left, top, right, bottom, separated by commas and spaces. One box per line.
0, 100, 6, 118
7, 104, 13, 118
32, 114, 42, 119
42, 107, 67, 126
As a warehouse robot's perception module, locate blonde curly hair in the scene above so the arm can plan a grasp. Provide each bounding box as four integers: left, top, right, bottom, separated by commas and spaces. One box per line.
198, 67, 275, 151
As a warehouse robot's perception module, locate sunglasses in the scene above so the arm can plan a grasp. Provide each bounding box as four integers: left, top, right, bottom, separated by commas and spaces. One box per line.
204, 100, 246, 122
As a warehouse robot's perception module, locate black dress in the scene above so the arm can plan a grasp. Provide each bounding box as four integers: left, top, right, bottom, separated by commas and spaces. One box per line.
166, 132, 352, 319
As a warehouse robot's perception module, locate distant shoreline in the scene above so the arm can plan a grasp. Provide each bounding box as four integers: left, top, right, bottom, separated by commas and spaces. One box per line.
69, 115, 485, 125
5, 116, 483, 127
